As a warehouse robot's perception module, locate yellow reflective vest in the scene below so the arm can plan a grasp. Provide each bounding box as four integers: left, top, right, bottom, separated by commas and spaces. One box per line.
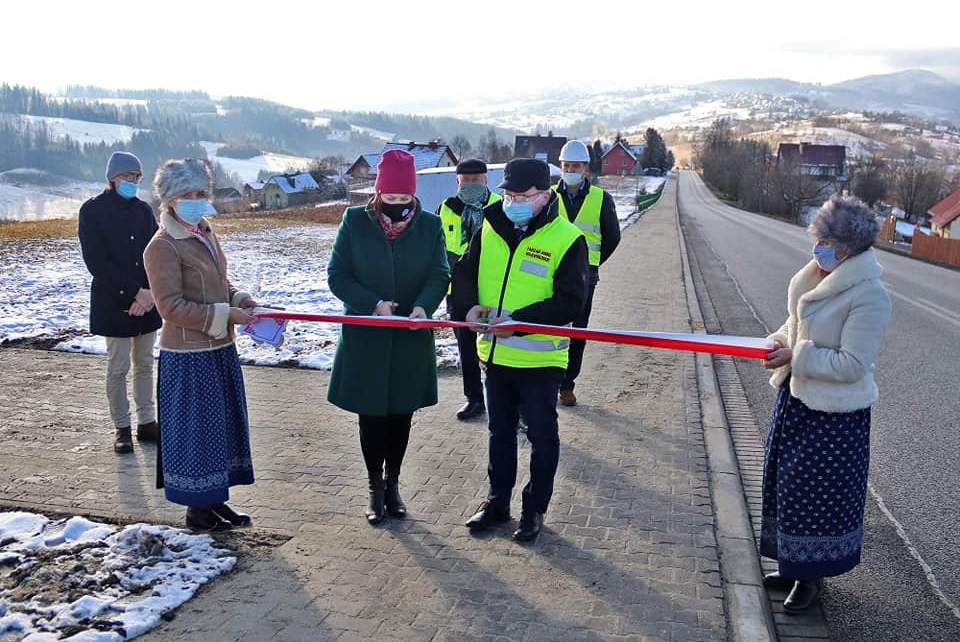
440, 191, 502, 257
554, 184, 603, 266
476, 214, 583, 369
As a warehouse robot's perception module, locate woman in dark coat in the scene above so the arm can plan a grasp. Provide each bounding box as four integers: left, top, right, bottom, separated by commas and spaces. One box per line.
78, 151, 163, 454
327, 149, 450, 525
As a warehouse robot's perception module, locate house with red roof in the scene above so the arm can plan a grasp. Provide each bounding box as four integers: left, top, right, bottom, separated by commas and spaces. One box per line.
928, 188, 960, 239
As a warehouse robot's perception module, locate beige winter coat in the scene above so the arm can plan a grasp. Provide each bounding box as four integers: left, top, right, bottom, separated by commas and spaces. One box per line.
768, 248, 891, 413
143, 210, 252, 352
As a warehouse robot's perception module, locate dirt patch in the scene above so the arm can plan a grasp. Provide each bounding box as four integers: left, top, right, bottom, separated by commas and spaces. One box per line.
1, 330, 85, 350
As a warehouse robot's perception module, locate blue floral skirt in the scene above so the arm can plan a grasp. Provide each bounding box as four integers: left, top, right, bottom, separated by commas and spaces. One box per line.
759, 378, 871, 579
156, 344, 254, 507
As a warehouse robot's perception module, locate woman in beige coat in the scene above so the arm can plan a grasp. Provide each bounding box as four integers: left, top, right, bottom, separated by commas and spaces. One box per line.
759, 195, 891, 613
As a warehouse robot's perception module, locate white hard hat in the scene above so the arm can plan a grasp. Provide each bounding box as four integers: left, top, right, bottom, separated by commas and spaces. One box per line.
559, 140, 590, 163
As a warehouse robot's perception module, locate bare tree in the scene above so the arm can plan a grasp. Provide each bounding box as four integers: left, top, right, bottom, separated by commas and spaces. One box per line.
851, 156, 888, 208
450, 134, 472, 160
892, 158, 946, 222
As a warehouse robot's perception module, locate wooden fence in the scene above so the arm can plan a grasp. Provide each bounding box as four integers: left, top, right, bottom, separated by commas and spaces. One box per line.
911, 231, 960, 267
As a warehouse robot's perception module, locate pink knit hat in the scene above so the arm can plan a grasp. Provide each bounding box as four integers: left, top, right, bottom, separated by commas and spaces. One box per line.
375, 149, 416, 195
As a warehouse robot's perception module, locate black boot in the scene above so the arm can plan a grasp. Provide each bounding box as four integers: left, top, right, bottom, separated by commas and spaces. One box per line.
384, 477, 407, 518
456, 400, 486, 421
783, 578, 823, 613
366, 483, 386, 525
513, 511, 544, 542
762, 571, 795, 589
465, 501, 511, 530
211, 503, 252, 527
185, 507, 232, 532
114, 426, 133, 454
137, 421, 159, 442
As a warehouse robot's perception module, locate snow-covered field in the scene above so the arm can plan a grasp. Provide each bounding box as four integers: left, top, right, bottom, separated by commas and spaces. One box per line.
5, 114, 146, 146
199, 142, 313, 184
0, 169, 103, 222
0, 223, 458, 370
0, 511, 235, 641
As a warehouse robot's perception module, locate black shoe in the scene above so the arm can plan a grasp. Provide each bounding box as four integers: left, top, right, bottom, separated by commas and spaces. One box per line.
384, 478, 407, 518
513, 511, 544, 542
762, 571, 796, 589
137, 421, 159, 442
185, 507, 232, 532
465, 501, 511, 530
456, 400, 486, 421
783, 578, 823, 613
366, 487, 386, 525
114, 426, 133, 454
211, 503, 252, 527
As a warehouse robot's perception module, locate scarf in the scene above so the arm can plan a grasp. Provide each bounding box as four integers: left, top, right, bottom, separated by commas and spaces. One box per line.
378, 209, 416, 243
459, 196, 486, 247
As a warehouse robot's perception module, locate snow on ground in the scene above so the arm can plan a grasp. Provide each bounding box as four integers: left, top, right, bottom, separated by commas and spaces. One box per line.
638, 100, 754, 131
199, 142, 313, 184
0, 223, 458, 370
0, 169, 104, 222
4, 114, 146, 146
0, 511, 235, 641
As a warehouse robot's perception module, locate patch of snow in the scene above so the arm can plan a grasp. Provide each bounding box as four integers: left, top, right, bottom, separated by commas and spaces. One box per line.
0, 511, 235, 641
200, 141, 313, 183
3, 114, 146, 145
0, 169, 105, 222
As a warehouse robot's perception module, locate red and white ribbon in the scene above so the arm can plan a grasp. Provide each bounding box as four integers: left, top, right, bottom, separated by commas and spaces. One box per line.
255, 311, 774, 360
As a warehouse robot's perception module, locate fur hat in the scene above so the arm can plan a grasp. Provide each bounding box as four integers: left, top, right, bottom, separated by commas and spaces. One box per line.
153, 158, 213, 202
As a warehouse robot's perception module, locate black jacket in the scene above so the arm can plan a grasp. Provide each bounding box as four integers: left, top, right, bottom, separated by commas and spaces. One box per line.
450, 193, 589, 377
557, 178, 622, 281
78, 189, 162, 338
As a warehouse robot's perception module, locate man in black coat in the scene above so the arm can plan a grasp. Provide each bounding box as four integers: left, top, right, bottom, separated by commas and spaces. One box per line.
78, 151, 162, 454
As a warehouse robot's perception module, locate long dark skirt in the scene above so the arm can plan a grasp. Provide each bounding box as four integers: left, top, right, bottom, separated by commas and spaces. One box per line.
156, 344, 254, 507
760, 377, 871, 579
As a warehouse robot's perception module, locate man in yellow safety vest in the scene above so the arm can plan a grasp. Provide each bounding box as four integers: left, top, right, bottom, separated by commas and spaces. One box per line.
439, 159, 501, 421
452, 158, 589, 542
554, 140, 622, 407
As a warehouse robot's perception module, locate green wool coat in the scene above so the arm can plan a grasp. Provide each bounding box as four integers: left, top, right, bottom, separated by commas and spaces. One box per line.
327, 203, 450, 416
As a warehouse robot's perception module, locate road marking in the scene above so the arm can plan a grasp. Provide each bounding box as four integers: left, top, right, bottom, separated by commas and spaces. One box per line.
888, 288, 960, 329
680, 170, 960, 623
919, 298, 960, 320
869, 484, 960, 622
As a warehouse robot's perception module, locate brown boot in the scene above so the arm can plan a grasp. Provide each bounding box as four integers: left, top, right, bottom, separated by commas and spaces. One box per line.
559, 389, 577, 407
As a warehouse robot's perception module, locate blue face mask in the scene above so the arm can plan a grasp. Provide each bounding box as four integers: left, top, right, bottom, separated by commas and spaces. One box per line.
813, 243, 842, 272
116, 180, 139, 199
562, 171, 584, 187
503, 202, 534, 227
174, 198, 214, 225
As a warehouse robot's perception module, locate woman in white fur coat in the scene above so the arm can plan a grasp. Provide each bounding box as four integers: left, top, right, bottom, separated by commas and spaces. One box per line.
758, 195, 891, 613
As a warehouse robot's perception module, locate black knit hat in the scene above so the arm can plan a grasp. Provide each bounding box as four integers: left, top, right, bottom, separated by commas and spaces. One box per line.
456, 158, 488, 175
498, 158, 550, 192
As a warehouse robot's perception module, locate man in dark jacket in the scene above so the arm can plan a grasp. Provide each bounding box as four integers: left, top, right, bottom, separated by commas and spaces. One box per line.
452, 158, 588, 542
78, 151, 162, 454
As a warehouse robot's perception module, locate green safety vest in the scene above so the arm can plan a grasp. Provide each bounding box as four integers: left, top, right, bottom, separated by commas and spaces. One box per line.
554, 184, 604, 266
476, 215, 583, 369
440, 191, 501, 257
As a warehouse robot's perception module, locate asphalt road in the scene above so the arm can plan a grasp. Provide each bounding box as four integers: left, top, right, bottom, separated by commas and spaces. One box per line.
677, 170, 960, 641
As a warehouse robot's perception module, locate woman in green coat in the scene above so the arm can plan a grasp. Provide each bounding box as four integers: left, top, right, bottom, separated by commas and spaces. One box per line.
327, 149, 450, 525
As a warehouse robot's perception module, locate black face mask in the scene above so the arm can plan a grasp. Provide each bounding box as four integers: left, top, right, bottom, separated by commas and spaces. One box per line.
381, 201, 413, 222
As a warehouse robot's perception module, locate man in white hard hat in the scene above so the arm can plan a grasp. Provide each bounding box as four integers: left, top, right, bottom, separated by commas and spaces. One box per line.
553, 140, 621, 407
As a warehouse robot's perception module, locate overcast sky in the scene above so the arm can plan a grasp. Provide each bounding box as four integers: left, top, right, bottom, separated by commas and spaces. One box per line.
4, 0, 958, 113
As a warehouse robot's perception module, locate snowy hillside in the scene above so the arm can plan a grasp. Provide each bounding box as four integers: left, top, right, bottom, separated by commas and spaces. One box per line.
4, 113, 146, 145
199, 141, 314, 183
0, 169, 103, 222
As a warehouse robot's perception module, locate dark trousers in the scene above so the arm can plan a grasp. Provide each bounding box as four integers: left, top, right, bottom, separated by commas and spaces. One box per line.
448, 295, 484, 403
562, 278, 597, 392
485, 367, 561, 514
358, 413, 413, 484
